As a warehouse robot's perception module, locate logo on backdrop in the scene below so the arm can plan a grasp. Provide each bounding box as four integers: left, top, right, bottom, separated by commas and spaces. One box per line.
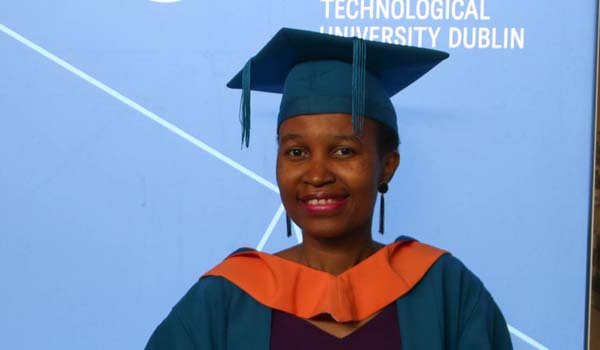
319, 0, 525, 49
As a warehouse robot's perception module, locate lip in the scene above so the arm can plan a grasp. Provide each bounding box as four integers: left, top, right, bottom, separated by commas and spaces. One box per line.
298, 193, 350, 215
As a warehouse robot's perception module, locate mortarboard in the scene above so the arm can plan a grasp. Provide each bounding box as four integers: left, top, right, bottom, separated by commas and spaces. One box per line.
227, 28, 449, 147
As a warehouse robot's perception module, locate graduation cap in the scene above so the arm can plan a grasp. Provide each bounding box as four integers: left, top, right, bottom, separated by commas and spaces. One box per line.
227, 28, 449, 147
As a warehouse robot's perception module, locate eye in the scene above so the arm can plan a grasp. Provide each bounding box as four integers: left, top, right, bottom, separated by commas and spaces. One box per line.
333, 147, 355, 157
286, 148, 306, 158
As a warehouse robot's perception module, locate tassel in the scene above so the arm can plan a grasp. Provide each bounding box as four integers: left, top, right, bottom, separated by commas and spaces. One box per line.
352, 37, 367, 135
378, 182, 388, 234
286, 214, 292, 237
240, 59, 252, 148
379, 192, 385, 234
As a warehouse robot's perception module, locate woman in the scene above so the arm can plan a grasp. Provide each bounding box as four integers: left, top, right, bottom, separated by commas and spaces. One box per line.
145, 28, 513, 349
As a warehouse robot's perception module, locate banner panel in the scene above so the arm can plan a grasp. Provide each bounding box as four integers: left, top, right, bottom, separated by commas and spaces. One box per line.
0, 1, 596, 349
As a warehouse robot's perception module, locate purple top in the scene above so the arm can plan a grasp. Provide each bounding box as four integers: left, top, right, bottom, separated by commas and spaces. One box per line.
269, 303, 402, 350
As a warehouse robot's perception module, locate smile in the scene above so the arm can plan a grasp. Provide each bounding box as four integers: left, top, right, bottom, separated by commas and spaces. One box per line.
306, 198, 340, 205
299, 195, 350, 214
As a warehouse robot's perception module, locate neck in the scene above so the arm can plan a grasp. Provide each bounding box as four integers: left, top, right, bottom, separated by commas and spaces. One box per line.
298, 231, 382, 276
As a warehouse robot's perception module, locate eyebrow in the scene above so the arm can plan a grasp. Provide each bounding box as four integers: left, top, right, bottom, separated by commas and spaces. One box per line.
277, 133, 302, 143
278, 133, 363, 144
333, 134, 362, 143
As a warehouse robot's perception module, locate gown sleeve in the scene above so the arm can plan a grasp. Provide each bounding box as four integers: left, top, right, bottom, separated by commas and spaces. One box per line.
144, 276, 231, 350
396, 254, 513, 350
453, 257, 513, 350
457, 282, 513, 349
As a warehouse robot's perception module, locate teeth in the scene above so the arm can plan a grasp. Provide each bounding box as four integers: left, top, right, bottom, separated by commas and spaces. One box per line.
307, 198, 338, 205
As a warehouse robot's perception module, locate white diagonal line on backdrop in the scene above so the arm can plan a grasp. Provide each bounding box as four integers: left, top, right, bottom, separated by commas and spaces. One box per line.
0, 22, 548, 350
256, 204, 285, 251
257, 206, 303, 251
0, 23, 279, 195
508, 325, 549, 350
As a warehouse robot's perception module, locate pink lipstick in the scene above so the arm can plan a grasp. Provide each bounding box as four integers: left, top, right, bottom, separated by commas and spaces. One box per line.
299, 194, 349, 215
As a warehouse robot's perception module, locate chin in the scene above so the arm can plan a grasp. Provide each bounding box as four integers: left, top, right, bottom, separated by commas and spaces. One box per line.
297, 219, 369, 240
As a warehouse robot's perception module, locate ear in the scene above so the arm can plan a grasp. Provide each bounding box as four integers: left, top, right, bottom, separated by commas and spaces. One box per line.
380, 150, 400, 184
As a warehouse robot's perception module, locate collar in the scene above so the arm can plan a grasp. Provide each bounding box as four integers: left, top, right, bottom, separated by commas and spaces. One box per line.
203, 236, 446, 322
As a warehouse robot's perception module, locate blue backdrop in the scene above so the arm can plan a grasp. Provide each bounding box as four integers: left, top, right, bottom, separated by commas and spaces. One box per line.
0, 1, 596, 349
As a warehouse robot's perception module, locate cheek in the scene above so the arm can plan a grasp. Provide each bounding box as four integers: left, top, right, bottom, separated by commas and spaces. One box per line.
276, 160, 300, 200
336, 159, 380, 190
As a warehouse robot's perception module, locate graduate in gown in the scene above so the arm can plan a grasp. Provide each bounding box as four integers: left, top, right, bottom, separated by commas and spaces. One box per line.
145, 27, 513, 350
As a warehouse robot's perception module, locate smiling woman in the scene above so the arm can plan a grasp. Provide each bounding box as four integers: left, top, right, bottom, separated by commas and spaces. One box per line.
144, 27, 513, 350
276, 114, 398, 244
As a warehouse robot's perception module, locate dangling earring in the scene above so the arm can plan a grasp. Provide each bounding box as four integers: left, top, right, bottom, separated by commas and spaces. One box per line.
378, 182, 388, 234
286, 214, 292, 237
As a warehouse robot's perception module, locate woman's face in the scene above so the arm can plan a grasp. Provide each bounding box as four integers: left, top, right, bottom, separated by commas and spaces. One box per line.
276, 113, 399, 239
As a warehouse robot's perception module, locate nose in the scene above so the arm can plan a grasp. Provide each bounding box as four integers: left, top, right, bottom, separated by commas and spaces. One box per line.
302, 156, 335, 187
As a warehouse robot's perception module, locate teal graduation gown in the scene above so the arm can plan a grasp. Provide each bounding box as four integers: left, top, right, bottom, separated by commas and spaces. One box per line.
145, 250, 512, 349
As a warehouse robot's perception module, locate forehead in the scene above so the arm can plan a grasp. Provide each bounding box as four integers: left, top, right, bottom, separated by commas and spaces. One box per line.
278, 113, 379, 140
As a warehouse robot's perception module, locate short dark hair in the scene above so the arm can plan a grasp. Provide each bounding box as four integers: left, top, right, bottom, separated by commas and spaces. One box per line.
375, 121, 400, 156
